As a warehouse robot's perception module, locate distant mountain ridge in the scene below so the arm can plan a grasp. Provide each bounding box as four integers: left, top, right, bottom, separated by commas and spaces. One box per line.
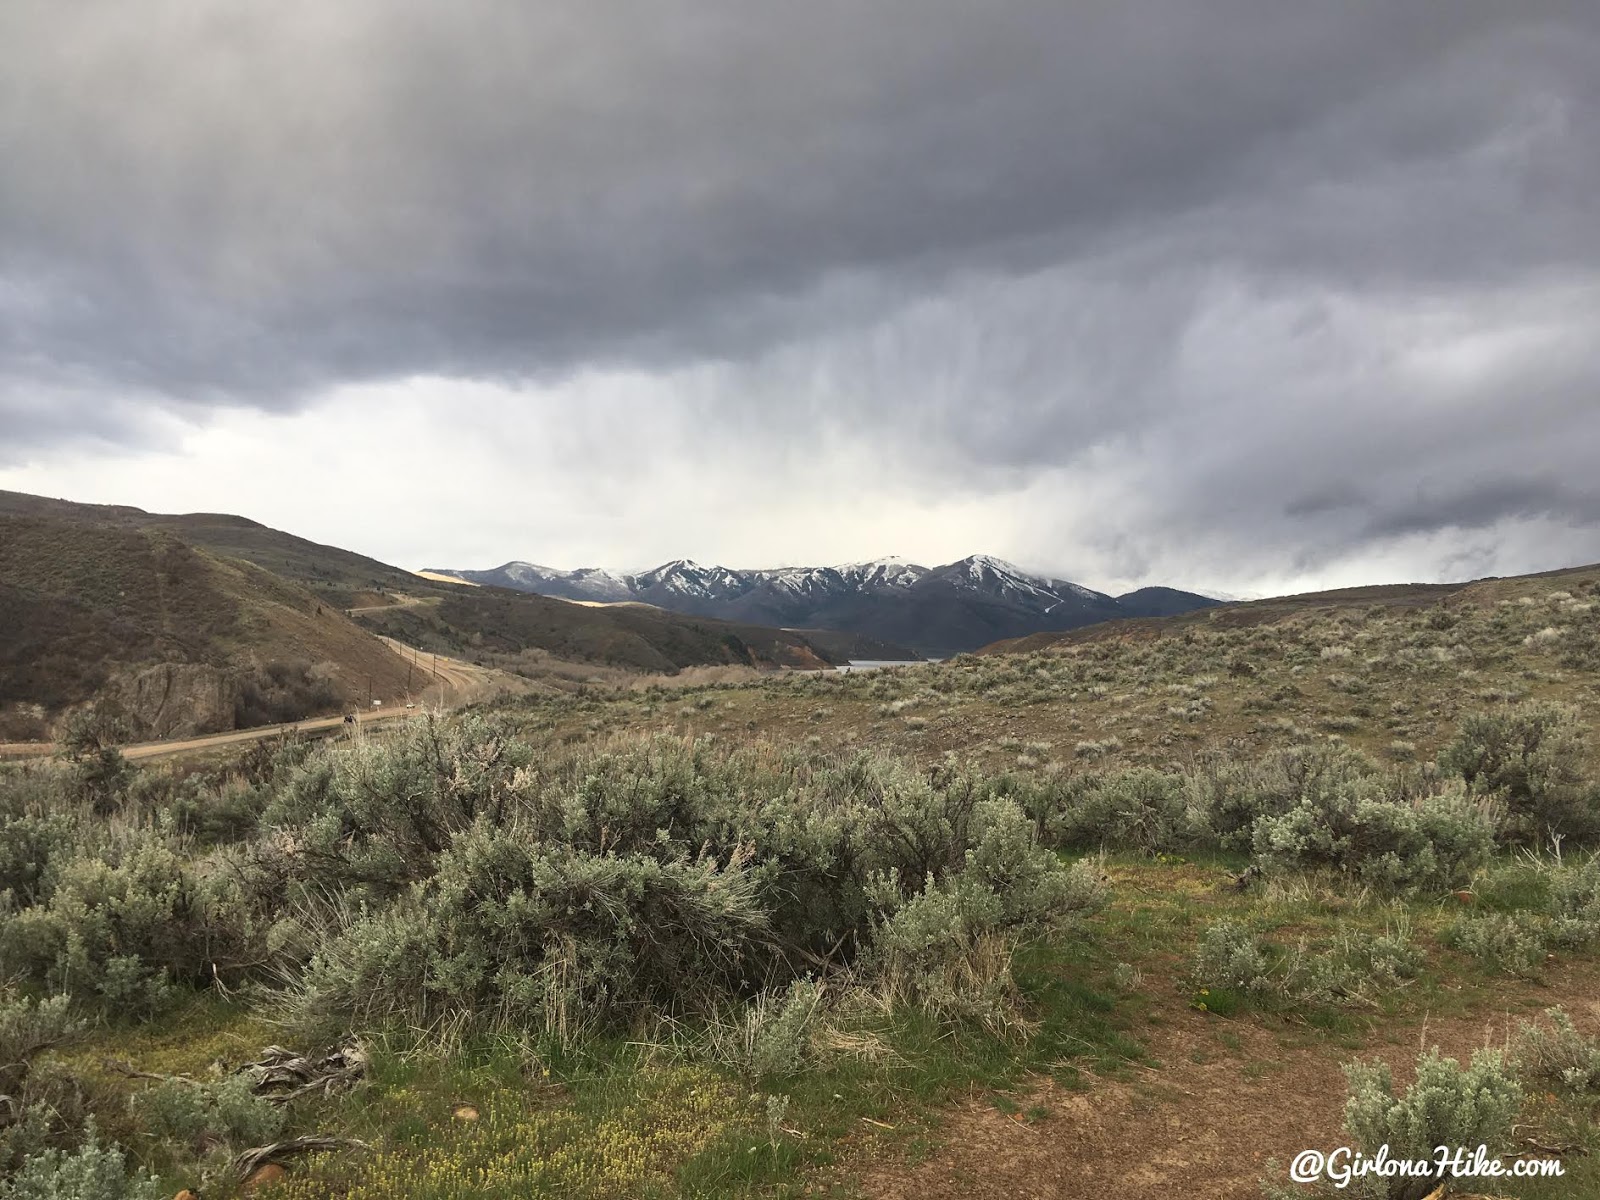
0, 490, 909, 706
428, 555, 1221, 655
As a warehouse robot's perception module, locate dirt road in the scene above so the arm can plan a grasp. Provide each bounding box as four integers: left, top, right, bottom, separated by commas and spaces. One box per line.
0, 708, 413, 763
344, 594, 440, 616
0, 639, 522, 764
375, 636, 513, 707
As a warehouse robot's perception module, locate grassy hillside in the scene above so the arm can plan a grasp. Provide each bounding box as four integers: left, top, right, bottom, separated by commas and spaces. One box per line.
0, 489, 870, 680
980, 575, 1529, 655
499, 561, 1600, 777
0, 513, 413, 740
0, 490, 428, 608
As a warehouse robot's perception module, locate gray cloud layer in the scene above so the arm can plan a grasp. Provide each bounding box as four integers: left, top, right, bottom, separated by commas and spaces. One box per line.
3, 2, 1598, 587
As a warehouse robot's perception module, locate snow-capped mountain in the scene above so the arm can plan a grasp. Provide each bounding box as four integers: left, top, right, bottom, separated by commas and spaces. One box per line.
631, 559, 756, 602
425, 554, 1219, 655
488, 562, 635, 602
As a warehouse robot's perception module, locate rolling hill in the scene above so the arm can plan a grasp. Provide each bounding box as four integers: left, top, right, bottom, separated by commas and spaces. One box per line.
505, 558, 1600, 785
973, 568, 1600, 656
0, 512, 416, 741
0, 492, 911, 734
0, 490, 438, 609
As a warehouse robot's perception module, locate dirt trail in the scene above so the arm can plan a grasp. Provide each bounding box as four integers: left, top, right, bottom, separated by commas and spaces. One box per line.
850, 962, 1600, 1200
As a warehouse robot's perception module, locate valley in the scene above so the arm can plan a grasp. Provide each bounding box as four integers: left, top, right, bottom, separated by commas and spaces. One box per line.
3, 519, 1598, 1199
7, 9, 1594, 1197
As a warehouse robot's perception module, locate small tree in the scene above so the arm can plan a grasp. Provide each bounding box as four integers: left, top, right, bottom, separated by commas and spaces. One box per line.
58, 705, 134, 815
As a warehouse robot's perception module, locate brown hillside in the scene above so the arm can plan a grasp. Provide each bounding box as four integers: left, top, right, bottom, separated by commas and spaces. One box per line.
0, 513, 413, 740
0, 489, 850, 678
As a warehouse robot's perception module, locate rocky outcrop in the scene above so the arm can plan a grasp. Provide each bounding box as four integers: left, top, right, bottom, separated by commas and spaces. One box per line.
104, 662, 242, 738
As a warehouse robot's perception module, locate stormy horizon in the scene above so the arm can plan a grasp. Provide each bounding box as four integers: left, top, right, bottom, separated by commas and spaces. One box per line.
3, 1, 1598, 599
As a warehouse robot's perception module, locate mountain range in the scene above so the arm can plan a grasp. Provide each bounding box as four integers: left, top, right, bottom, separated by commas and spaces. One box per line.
427, 555, 1221, 655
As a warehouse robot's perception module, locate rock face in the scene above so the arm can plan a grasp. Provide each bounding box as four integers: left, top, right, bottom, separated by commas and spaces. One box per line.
104, 662, 242, 738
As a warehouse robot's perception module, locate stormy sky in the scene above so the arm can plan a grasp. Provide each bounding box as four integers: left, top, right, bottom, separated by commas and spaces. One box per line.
2, 2, 1598, 597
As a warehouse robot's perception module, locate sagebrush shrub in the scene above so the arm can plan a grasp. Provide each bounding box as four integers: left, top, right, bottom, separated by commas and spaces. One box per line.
1342, 1047, 1522, 1200
1444, 911, 1549, 978
256, 713, 536, 903
693, 979, 823, 1081
1438, 703, 1596, 844
0, 1123, 162, 1200
1051, 769, 1192, 853
0, 834, 262, 1011
297, 830, 773, 1034
1192, 920, 1425, 1012
1250, 778, 1495, 894
127, 1075, 284, 1156
1512, 1007, 1600, 1093
0, 773, 81, 907
146, 775, 268, 849
0, 993, 87, 1176
865, 854, 1105, 1028
1189, 741, 1380, 852
0, 994, 80, 1097
1548, 852, 1600, 947
1191, 921, 1274, 996
1286, 926, 1425, 1007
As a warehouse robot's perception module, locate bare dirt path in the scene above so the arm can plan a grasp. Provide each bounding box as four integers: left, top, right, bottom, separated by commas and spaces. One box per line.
848, 962, 1600, 1200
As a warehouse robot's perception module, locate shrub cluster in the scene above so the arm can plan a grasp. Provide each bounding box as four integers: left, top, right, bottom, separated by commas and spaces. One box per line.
0, 994, 86, 1177
127, 1075, 283, 1161
1250, 777, 1495, 894
0, 833, 261, 1013
1444, 911, 1550, 979
1549, 852, 1600, 947
1438, 702, 1598, 845
0, 1125, 162, 1200
1513, 1007, 1600, 1094
250, 721, 1103, 1035
1014, 737, 1505, 894
1190, 920, 1423, 1010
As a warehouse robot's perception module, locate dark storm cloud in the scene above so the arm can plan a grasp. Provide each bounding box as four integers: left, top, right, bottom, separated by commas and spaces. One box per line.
1363, 479, 1600, 542
2, 1, 1593, 397
4, 1, 1600, 586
